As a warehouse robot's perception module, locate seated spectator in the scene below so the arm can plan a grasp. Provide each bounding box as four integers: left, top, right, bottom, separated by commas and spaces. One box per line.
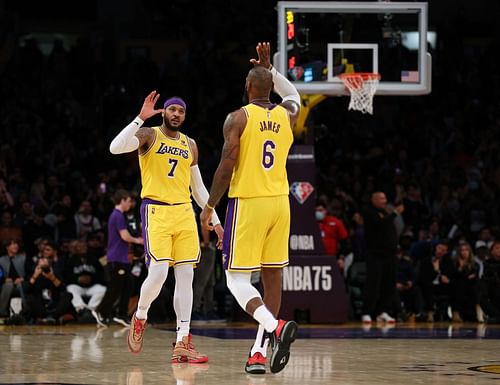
74, 200, 101, 240
480, 241, 500, 323
474, 241, 489, 279
13, 201, 33, 228
452, 242, 482, 322
0, 239, 28, 319
24, 241, 73, 324
86, 231, 106, 260
64, 239, 106, 320
25, 236, 50, 277
51, 194, 77, 241
417, 239, 455, 322
22, 207, 53, 258
0, 210, 22, 245
475, 226, 495, 251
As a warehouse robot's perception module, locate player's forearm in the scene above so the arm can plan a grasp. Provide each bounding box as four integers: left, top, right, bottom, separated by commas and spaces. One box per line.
190, 165, 221, 225
109, 116, 143, 154
207, 166, 232, 208
269, 65, 300, 105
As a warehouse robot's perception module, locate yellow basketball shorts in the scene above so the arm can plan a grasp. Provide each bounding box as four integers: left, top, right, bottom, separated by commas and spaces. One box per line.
140, 198, 200, 266
222, 195, 290, 272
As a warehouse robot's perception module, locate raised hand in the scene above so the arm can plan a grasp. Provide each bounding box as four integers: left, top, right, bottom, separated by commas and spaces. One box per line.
249, 42, 272, 70
138, 91, 164, 121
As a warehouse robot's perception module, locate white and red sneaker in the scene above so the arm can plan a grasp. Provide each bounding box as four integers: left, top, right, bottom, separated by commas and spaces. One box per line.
127, 313, 146, 354
172, 333, 208, 363
245, 352, 267, 374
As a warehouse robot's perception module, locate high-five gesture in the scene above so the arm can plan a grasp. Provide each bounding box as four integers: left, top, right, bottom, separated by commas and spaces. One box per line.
249, 42, 272, 69
138, 91, 163, 121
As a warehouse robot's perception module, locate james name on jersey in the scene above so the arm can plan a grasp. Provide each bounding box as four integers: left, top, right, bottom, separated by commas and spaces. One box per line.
259, 120, 280, 133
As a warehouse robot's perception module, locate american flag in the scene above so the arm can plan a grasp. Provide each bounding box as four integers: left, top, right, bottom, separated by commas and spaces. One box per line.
401, 70, 419, 82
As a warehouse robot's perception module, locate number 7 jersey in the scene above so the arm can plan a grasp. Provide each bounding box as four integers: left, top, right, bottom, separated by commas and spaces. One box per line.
228, 103, 294, 198
138, 128, 193, 204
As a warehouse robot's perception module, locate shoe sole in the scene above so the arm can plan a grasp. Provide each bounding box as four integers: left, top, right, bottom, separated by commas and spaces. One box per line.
270, 321, 298, 373
245, 363, 266, 374
172, 355, 208, 363
127, 334, 143, 354
172, 346, 209, 364
170, 356, 208, 364
127, 315, 144, 354
127, 330, 143, 354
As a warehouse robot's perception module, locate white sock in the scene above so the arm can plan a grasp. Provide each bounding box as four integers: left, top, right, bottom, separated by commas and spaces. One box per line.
136, 263, 169, 320
174, 264, 194, 342
251, 324, 270, 357
253, 305, 278, 333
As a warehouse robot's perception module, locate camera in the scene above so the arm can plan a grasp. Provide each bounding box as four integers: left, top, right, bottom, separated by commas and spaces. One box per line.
41, 266, 51, 273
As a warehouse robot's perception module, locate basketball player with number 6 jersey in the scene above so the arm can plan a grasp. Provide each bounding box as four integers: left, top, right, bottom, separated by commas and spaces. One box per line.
109, 91, 224, 363
201, 42, 300, 374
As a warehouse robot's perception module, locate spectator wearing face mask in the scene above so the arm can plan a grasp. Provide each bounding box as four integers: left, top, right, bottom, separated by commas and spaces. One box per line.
315, 202, 349, 257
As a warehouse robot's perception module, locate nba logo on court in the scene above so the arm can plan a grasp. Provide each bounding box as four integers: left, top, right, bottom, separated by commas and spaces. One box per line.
290, 182, 314, 204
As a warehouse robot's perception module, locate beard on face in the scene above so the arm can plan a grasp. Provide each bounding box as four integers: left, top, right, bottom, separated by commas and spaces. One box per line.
163, 115, 182, 131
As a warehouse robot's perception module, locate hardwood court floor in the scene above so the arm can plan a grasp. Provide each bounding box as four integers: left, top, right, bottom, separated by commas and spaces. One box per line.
1, 322, 499, 385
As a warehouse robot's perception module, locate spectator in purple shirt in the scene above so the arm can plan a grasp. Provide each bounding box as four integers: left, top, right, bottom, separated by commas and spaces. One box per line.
91, 190, 143, 327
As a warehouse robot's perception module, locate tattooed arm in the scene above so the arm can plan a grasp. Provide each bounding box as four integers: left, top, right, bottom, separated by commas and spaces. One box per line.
199, 109, 245, 231
207, 109, 245, 207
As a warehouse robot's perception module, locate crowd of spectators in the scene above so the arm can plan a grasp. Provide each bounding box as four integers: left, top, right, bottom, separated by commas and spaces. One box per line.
0, 2, 499, 324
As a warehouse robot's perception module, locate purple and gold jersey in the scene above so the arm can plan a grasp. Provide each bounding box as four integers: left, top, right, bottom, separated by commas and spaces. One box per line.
138, 128, 193, 204
228, 103, 293, 198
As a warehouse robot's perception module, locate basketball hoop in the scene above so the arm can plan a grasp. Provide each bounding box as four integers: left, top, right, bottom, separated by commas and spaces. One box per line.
339, 72, 381, 114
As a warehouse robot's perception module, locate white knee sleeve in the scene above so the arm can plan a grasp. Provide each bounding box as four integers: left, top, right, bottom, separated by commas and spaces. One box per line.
225, 271, 262, 309
136, 263, 169, 319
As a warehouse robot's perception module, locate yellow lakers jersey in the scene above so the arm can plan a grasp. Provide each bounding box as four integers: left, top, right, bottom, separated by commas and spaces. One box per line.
139, 127, 193, 204
228, 103, 294, 198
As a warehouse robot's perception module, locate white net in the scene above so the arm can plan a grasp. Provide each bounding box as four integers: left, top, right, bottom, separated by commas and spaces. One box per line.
340, 73, 380, 114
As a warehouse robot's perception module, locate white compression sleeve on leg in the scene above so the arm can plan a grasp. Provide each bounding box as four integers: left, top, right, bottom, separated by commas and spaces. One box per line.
136, 263, 169, 320
109, 116, 143, 154
173, 264, 194, 341
190, 165, 220, 225
270, 66, 301, 105
225, 271, 262, 310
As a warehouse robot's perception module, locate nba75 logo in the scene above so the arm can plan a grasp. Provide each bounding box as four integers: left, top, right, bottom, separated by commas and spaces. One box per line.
290, 182, 314, 204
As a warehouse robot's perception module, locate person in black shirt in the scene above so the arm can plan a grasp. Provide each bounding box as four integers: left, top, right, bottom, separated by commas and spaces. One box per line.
361, 191, 404, 324
25, 241, 73, 324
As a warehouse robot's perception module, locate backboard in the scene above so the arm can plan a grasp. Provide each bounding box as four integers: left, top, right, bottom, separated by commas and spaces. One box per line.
275, 1, 432, 96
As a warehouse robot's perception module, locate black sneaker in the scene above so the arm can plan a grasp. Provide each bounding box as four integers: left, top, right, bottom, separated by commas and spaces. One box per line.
269, 320, 298, 373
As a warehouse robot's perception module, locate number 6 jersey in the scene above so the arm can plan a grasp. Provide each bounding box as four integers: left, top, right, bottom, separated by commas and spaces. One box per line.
228, 103, 293, 198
